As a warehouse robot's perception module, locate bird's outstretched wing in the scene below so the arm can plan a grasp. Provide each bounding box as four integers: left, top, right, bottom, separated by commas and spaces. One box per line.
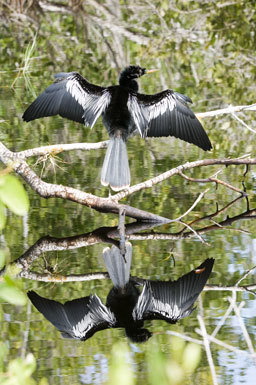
132, 258, 214, 323
127, 90, 212, 151
27, 291, 116, 341
23, 72, 111, 128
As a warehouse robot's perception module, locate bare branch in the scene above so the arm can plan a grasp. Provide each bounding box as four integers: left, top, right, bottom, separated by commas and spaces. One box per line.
178, 170, 246, 195
171, 189, 209, 222
227, 297, 256, 361
0, 141, 168, 222
16, 141, 109, 159
112, 157, 256, 200
197, 315, 218, 385
19, 270, 109, 282
204, 285, 256, 293
196, 327, 254, 357
196, 103, 256, 118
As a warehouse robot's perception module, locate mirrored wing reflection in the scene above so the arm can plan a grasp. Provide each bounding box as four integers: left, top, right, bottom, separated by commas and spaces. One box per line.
28, 242, 214, 343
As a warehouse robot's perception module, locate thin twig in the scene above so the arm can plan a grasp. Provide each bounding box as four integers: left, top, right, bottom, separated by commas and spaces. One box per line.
231, 112, 256, 134
196, 327, 254, 357
111, 157, 256, 200
178, 220, 208, 245
178, 171, 246, 195
169, 189, 209, 222
197, 315, 218, 385
227, 297, 256, 361
166, 331, 203, 345
235, 265, 256, 287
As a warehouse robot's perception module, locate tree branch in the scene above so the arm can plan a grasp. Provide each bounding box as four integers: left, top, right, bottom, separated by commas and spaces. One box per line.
196, 103, 256, 118
112, 157, 256, 200
16, 141, 109, 159
0, 141, 169, 222
178, 170, 246, 195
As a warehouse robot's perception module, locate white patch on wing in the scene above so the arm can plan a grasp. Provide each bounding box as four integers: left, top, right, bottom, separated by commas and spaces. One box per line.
72, 295, 116, 338
127, 95, 149, 137
66, 76, 86, 107
132, 283, 152, 320
72, 313, 93, 338
83, 90, 111, 128
148, 93, 176, 120
66, 77, 111, 128
152, 298, 181, 319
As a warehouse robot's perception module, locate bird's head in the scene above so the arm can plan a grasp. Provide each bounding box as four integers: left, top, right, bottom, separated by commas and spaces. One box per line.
121, 65, 146, 80
125, 327, 152, 343
119, 66, 158, 91
120, 65, 158, 80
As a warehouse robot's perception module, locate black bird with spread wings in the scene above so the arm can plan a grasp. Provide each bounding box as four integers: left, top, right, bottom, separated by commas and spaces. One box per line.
28, 243, 214, 343
23, 66, 212, 191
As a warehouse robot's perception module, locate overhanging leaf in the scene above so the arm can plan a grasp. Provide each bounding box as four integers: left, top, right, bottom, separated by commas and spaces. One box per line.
0, 282, 27, 306
0, 175, 29, 216
0, 200, 6, 230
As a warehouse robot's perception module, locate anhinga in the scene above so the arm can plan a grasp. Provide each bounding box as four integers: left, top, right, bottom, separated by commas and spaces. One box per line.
27, 243, 214, 343
23, 65, 212, 191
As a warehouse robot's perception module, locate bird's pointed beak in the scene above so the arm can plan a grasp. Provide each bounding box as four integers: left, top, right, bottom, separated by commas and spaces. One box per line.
145, 69, 159, 74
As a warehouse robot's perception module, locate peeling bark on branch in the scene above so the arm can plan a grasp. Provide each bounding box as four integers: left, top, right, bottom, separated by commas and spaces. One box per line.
0, 141, 169, 222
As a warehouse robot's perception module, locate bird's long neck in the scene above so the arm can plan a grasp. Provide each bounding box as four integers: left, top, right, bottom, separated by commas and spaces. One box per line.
119, 75, 139, 92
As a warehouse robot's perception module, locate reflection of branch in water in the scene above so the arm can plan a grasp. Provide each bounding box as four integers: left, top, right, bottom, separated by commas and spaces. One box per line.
186, 195, 243, 227
129, 205, 256, 241
228, 297, 256, 361
1, 200, 255, 278
19, 270, 109, 282
197, 314, 218, 385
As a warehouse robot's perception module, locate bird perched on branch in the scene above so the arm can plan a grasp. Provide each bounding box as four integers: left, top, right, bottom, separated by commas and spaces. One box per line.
23, 65, 212, 191
27, 243, 214, 343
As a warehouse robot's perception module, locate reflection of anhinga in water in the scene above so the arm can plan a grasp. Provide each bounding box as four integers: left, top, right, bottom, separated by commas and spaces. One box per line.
23, 66, 212, 191
28, 243, 214, 343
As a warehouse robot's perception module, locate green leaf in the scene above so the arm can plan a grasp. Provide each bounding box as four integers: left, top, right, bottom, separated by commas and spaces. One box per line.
0, 175, 29, 216
182, 343, 201, 372
0, 282, 27, 306
108, 343, 134, 385
0, 341, 9, 372
0, 249, 5, 270
0, 200, 6, 231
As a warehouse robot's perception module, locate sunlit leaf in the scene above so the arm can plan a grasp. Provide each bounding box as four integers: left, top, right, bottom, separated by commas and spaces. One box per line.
0, 282, 27, 306
0, 200, 6, 231
38, 378, 49, 385
108, 342, 134, 385
0, 249, 5, 270
0, 341, 8, 372
0, 175, 29, 216
183, 343, 201, 372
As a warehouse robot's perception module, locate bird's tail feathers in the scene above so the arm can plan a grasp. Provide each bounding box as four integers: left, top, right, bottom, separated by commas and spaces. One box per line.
101, 136, 130, 191
103, 242, 132, 288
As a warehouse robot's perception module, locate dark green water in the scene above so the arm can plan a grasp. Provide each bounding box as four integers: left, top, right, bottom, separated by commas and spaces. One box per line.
1, 5, 256, 382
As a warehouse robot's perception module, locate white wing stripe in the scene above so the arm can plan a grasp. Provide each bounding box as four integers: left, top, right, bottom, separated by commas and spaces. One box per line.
152, 298, 180, 319
72, 294, 116, 338
148, 94, 176, 120
66, 77, 111, 128
127, 95, 148, 137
